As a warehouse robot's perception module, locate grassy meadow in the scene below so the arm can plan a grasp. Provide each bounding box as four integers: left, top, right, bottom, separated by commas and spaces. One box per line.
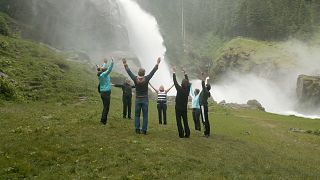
0, 34, 320, 179
1, 93, 320, 179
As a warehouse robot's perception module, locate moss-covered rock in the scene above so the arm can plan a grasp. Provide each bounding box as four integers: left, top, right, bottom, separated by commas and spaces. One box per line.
297, 74, 320, 106
210, 37, 295, 81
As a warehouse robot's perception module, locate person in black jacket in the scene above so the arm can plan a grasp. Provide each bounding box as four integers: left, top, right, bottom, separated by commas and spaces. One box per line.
172, 67, 191, 138
122, 57, 161, 135
114, 79, 135, 119
199, 72, 211, 138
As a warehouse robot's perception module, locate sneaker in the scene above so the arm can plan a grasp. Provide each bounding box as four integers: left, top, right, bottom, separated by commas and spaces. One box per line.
141, 130, 147, 135
100, 121, 106, 125
135, 129, 141, 134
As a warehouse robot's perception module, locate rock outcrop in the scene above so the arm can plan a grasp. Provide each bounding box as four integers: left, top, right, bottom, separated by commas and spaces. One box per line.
296, 74, 320, 107
218, 99, 265, 111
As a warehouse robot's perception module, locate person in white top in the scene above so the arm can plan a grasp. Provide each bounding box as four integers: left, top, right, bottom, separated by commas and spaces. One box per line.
149, 83, 174, 125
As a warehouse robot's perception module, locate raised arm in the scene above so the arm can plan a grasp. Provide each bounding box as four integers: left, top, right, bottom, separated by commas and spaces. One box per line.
165, 84, 174, 93
123, 58, 136, 81
189, 85, 195, 98
182, 68, 189, 81
146, 57, 161, 81
172, 67, 181, 90
148, 83, 158, 93
101, 59, 114, 77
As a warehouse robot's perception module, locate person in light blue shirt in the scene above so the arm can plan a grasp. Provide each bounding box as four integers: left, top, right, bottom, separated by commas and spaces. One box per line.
98, 58, 114, 125
190, 85, 201, 131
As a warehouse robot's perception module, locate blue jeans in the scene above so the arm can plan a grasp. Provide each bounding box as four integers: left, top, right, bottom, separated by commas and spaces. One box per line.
134, 97, 149, 131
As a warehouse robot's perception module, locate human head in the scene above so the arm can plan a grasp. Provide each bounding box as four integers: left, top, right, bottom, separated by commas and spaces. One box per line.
125, 79, 131, 84
159, 85, 164, 92
206, 84, 211, 91
138, 68, 145, 76
103, 58, 108, 63
195, 89, 200, 95
181, 79, 189, 89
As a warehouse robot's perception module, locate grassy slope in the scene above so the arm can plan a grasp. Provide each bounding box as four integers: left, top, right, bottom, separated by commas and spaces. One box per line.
0, 35, 97, 102
1, 29, 320, 179
1, 96, 320, 179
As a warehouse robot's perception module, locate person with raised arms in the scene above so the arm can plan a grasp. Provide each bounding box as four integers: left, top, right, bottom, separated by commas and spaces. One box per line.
172, 67, 191, 138
122, 57, 161, 135
113, 79, 135, 119
97, 58, 114, 125
190, 86, 201, 131
149, 83, 174, 125
199, 72, 211, 138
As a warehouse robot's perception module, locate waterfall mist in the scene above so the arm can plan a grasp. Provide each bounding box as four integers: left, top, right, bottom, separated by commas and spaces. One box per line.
207, 40, 320, 119
118, 0, 173, 93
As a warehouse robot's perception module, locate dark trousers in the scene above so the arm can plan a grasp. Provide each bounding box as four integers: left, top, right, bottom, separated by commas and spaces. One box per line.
100, 91, 111, 124
175, 109, 190, 138
157, 102, 167, 124
200, 105, 210, 136
134, 97, 149, 132
192, 108, 201, 131
123, 95, 132, 118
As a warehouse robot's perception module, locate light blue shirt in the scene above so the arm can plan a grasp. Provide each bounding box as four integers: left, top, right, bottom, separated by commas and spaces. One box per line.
99, 61, 113, 92
190, 85, 200, 109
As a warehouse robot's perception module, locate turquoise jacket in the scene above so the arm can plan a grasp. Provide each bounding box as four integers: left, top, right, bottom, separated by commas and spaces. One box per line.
190, 85, 200, 109
99, 61, 113, 92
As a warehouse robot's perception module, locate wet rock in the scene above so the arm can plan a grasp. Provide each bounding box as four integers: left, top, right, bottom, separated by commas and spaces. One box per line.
297, 74, 320, 106
247, 99, 265, 111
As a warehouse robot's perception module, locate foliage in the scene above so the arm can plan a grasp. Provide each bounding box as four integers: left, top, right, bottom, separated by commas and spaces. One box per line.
0, 78, 17, 100
0, 35, 100, 102
0, 15, 9, 36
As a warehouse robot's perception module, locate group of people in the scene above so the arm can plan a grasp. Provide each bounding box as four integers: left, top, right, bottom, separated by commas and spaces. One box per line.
96, 57, 211, 138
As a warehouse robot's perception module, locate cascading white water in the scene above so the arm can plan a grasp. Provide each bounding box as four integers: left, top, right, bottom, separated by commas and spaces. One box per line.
118, 0, 173, 94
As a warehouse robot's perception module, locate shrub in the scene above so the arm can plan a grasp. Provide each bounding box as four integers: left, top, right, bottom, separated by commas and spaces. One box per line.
0, 77, 17, 100
0, 16, 9, 36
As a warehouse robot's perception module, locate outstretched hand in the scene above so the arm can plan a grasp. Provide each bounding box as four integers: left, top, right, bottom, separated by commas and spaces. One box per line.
157, 57, 161, 65
182, 68, 186, 75
122, 58, 127, 65
172, 66, 176, 73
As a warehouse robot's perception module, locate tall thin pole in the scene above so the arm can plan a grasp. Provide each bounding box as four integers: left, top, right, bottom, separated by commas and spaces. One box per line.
181, 0, 185, 51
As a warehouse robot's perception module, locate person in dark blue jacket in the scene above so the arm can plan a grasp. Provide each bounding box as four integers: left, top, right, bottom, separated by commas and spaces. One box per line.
97, 58, 114, 125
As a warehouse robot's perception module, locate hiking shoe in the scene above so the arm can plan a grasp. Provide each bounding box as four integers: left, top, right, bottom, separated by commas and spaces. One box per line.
141, 130, 147, 135
135, 129, 141, 134
203, 134, 210, 138
100, 121, 107, 125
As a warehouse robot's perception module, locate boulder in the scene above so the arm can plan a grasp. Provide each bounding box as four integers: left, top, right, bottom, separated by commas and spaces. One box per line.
247, 99, 265, 111
296, 74, 320, 106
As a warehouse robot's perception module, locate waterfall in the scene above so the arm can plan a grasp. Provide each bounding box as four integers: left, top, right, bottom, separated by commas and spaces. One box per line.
118, 0, 173, 94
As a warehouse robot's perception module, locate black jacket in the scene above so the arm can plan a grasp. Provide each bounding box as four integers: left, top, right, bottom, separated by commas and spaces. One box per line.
199, 80, 211, 106
114, 83, 135, 97
173, 73, 191, 111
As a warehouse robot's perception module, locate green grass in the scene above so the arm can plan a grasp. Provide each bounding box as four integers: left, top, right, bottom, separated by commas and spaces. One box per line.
0, 35, 98, 102
1, 94, 320, 179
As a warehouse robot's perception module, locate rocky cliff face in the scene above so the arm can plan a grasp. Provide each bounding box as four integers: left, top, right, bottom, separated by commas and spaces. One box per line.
1, 0, 129, 61
297, 74, 320, 110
